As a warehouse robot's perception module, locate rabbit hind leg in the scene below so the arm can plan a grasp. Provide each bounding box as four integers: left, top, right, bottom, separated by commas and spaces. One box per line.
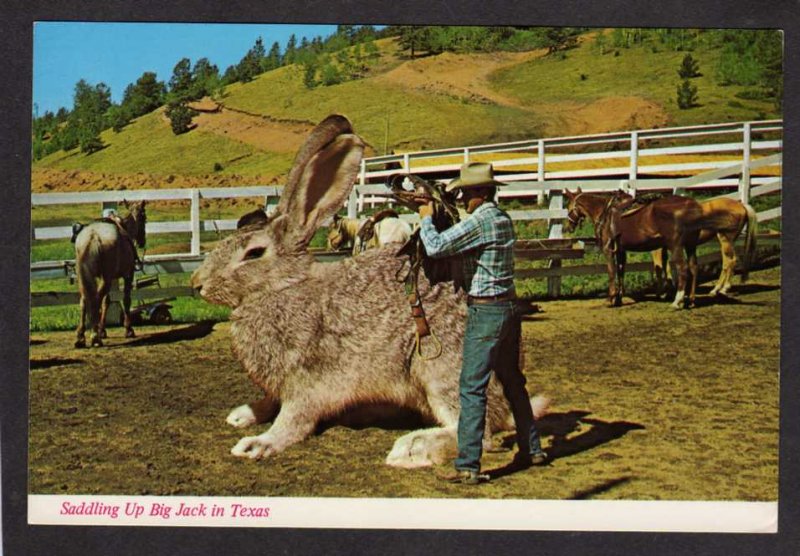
385, 426, 457, 468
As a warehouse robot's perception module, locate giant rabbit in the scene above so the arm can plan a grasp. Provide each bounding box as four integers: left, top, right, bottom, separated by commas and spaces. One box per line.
190, 115, 547, 468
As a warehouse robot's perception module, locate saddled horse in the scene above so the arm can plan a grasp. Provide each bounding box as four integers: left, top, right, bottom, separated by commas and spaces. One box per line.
327, 209, 412, 255
651, 196, 758, 297
73, 200, 147, 347
564, 188, 744, 309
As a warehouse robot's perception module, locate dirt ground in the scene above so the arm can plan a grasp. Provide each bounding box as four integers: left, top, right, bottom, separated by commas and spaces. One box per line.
28, 265, 780, 500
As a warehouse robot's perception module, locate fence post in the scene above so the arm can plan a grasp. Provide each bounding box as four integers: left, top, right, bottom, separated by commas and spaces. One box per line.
403, 153, 411, 174
537, 139, 546, 205
546, 192, 563, 298
359, 159, 366, 187
190, 189, 201, 256
464, 147, 470, 164
347, 189, 358, 219
629, 131, 639, 181
741, 122, 752, 203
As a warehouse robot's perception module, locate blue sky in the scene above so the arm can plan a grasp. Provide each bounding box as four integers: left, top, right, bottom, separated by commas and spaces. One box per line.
33, 22, 340, 115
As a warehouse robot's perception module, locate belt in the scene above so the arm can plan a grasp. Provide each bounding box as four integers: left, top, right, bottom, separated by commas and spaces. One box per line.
467, 292, 517, 305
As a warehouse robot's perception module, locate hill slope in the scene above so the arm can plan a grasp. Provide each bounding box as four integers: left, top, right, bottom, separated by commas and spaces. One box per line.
32, 34, 781, 192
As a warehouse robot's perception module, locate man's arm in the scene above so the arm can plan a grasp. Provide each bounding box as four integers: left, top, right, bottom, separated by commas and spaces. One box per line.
419, 212, 483, 259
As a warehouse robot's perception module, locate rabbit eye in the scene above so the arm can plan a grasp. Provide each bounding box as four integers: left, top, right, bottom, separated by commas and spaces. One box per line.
243, 246, 266, 261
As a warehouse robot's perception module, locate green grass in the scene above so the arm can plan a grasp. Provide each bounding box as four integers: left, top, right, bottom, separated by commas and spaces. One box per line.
36, 109, 294, 178
30, 271, 230, 333
222, 66, 547, 151
490, 38, 780, 126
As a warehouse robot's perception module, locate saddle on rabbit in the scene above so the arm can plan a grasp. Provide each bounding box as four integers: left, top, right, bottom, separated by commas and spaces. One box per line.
190, 114, 548, 468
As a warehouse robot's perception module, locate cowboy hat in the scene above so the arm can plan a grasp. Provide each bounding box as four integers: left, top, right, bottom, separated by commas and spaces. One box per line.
445, 162, 508, 192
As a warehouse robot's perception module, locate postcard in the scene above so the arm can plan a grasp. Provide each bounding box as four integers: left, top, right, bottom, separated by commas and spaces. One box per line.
15, 15, 788, 547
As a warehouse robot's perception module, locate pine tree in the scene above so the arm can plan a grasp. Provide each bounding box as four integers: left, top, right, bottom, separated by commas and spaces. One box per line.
169, 58, 194, 100
678, 53, 700, 79
676, 79, 698, 109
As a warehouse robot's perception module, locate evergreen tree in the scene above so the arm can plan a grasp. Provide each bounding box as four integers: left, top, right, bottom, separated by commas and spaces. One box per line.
68, 79, 111, 153
264, 41, 282, 71
169, 58, 194, 100
191, 58, 220, 98
106, 104, 132, 133
302, 59, 318, 89
284, 34, 297, 65
678, 53, 700, 79
398, 26, 430, 58
165, 101, 197, 134
122, 71, 166, 118
676, 79, 698, 109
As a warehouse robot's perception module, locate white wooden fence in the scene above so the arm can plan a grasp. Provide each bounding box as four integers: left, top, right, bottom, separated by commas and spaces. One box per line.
31, 119, 782, 287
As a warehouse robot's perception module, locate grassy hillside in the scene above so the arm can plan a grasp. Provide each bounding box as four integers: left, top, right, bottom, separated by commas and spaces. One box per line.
492, 34, 779, 126
35, 108, 294, 178
33, 32, 781, 183
222, 65, 546, 151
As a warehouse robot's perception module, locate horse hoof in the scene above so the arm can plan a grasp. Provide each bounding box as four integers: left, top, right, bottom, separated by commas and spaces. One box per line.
90, 338, 104, 347
74, 339, 86, 349
125, 330, 136, 338
100, 329, 108, 339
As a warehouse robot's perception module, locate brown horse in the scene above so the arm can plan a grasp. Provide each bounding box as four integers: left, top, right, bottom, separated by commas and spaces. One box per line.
565, 188, 714, 309
73, 200, 147, 347
651, 197, 758, 297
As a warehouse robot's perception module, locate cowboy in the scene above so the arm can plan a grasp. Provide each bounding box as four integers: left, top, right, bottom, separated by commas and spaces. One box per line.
416, 162, 547, 485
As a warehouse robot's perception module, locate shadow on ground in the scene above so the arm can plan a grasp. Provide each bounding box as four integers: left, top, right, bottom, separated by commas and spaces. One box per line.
488, 410, 645, 480
30, 357, 83, 370
111, 320, 216, 348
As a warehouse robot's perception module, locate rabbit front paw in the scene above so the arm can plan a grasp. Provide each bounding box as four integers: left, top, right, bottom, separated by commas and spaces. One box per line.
231, 435, 275, 460
226, 404, 257, 428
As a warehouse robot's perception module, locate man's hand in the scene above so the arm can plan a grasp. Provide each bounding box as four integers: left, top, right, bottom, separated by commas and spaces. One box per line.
418, 202, 434, 219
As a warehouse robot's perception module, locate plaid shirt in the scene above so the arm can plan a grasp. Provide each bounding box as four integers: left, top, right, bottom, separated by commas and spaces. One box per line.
419, 202, 516, 297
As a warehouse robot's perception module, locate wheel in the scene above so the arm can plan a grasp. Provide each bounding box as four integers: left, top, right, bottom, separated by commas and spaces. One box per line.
149, 305, 173, 325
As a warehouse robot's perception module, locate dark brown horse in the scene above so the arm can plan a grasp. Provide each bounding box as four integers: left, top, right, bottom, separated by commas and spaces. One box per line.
564, 188, 712, 309
73, 200, 147, 347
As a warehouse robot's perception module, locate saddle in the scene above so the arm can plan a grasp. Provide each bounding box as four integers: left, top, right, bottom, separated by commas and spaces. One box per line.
70, 216, 144, 271
386, 174, 465, 358
355, 208, 401, 245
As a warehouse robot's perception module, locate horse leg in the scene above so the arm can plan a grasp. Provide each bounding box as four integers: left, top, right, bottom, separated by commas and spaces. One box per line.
90, 280, 111, 347
97, 278, 110, 339
75, 294, 87, 348
670, 247, 688, 310
712, 234, 736, 296
686, 245, 698, 308
122, 274, 136, 338
615, 249, 626, 306
605, 248, 618, 306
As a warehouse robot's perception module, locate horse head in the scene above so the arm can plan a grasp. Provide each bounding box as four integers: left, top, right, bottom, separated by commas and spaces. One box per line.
122, 199, 147, 249
563, 187, 586, 233
326, 214, 347, 250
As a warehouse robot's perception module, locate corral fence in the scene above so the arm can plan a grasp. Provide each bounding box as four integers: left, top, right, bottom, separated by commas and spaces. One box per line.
31, 119, 782, 306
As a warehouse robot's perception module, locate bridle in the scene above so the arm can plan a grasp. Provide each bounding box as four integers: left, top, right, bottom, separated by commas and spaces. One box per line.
566, 193, 586, 229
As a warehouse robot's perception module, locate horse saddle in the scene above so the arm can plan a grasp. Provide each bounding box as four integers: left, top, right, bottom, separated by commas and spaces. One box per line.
356, 208, 400, 244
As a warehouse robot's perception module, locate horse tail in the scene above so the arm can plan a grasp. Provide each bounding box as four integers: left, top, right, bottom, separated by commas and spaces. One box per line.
741, 203, 758, 282
75, 232, 102, 325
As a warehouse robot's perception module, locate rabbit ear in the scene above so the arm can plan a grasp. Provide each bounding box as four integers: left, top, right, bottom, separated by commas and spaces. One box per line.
277, 114, 356, 216
277, 116, 364, 250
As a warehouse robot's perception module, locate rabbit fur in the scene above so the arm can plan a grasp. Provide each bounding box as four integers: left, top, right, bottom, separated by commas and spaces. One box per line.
191, 115, 547, 468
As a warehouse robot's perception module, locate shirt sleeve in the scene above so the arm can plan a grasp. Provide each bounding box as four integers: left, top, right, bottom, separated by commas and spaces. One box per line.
419, 214, 483, 259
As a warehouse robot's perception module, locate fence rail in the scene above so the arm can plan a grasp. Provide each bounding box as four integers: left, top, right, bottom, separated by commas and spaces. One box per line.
31, 120, 782, 298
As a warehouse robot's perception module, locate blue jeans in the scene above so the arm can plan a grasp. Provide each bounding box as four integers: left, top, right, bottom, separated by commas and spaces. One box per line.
455, 301, 543, 472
